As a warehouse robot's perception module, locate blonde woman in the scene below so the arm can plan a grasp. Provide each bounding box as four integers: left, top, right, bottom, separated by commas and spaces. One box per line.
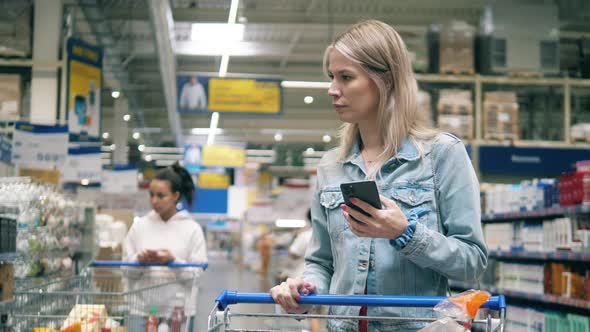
270, 20, 487, 332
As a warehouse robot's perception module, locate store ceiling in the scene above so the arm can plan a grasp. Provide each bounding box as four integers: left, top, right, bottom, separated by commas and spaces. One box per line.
3, 0, 590, 146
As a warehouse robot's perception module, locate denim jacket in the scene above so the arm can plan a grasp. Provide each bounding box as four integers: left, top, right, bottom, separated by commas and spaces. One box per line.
303, 133, 488, 332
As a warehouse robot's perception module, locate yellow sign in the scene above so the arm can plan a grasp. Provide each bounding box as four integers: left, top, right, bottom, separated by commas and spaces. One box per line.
198, 172, 231, 189
209, 78, 281, 114
201, 145, 246, 167
19, 167, 60, 187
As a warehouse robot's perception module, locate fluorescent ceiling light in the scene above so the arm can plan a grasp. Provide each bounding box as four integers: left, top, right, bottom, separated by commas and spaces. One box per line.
191, 23, 245, 42
219, 54, 229, 77
274, 132, 283, 142
304, 96, 314, 104
281, 81, 331, 89
228, 0, 240, 24
132, 132, 140, 140
102, 132, 110, 139
123, 114, 131, 122
191, 127, 224, 135
111, 90, 120, 99
275, 219, 306, 228
207, 112, 220, 145
138, 144, 145, 152
322, 134, 332, 143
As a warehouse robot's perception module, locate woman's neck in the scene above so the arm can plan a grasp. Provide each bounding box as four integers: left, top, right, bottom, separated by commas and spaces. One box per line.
158, 209, 176, 222
358, 122, 382, 153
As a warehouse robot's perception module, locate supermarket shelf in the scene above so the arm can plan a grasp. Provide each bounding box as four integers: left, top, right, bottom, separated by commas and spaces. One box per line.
449, 281, 590, 311
0, 252, 20, 262
489, 249, 590, 263
482, 204, 590, 222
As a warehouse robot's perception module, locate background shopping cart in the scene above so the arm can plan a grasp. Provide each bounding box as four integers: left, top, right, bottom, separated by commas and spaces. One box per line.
10, 261, 207, 331
208, 290, 506, 332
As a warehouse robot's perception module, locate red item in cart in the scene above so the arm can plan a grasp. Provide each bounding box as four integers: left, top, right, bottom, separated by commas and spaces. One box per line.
146, 305, 158, 332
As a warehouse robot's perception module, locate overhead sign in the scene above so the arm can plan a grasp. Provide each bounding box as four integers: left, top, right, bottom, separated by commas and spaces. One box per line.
479, 145, 590, 175
102, 165, 138, 193
62, 146, 102, 183
66, 38, 103, 142
198, 172, 231, 189
11, 122, 68, 169
201, 145, 245, 167
177, 75, 282, 115
18, 167, 60, 187
0, 134, 11, 164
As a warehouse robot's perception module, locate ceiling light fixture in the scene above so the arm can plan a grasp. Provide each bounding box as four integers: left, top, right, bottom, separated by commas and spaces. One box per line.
322, 134, 332, 143
145, 155, 153, 162
207, 112, 220, 145
218, 0, 240, 77
304, 96, 314, 104
138, 144, 145, 152
102, 132, 110, 139
281, 81, 331, 89
123, 114, 131, 122
132, 132, 140, 140
274, 132, 283, 142
111, 90, 120, 99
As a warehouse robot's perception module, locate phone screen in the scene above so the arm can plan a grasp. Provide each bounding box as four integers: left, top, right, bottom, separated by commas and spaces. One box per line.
340, 181, 382, 220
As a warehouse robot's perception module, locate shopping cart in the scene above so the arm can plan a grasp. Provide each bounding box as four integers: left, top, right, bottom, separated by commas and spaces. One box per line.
10, 260, 207, 331
207, 290, 506, 332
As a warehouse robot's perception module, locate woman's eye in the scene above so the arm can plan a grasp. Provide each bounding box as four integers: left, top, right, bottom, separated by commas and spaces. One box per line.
342, 75, 352, 81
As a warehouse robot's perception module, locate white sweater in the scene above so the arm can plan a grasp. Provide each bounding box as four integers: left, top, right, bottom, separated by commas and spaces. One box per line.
123, 210, 207, 316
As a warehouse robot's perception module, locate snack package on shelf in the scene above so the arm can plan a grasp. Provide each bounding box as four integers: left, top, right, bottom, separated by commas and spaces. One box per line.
61, 305, 108, 332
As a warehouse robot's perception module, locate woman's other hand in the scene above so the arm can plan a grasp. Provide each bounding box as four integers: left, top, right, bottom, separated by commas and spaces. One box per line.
341, 195, 408, 240
137, 249, 175, 264
270, 278, 317, 314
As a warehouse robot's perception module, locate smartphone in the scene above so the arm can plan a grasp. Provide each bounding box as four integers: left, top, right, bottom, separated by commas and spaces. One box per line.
340, 181, 382, 221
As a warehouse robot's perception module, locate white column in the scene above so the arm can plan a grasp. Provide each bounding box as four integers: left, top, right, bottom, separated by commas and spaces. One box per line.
30, 0, 62, 125
112, 97, 129, 165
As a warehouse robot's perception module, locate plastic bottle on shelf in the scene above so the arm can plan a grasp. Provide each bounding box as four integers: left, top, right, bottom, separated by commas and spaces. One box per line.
146, 305, 159, 332
170, 293, 186, 332
157, 319, 170, 332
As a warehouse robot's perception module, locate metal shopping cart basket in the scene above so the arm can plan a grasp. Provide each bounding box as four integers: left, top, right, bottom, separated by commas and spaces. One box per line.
207, 290, 506, 332
11, 261, 207, 331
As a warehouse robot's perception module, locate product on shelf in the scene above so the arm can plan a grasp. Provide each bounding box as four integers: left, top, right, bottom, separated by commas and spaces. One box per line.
438, 21, 475, 74
436, 89, 473, 139
0, 263, 14, 302
483, 91, 519, 141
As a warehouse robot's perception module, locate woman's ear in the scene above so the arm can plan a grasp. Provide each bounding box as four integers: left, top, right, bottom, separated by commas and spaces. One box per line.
173, 191, 181, 203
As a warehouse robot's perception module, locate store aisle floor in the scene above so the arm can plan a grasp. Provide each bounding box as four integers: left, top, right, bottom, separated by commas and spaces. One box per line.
196, 256, 314, 331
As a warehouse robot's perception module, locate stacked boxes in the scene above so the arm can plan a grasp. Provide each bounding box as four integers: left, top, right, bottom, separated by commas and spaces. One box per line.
439, 21, 475, 74
483, 91, 519, 140
437, 89, 473, 139
0, 263, 14, 302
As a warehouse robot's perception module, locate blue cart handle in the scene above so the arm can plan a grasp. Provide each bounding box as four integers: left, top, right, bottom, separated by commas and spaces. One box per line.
215, 290, 505, 311
91, 260, 208, 269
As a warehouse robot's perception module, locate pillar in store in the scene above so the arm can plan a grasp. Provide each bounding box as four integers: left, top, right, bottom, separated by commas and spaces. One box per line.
113, 96, 129, 165
30, 0, 62, 125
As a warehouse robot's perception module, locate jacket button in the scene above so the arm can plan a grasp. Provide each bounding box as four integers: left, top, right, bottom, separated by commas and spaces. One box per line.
409, 191, 416, 203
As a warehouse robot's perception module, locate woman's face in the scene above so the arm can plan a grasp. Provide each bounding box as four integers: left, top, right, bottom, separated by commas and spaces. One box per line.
149, 179, 180, 217
327, 49, 380, 125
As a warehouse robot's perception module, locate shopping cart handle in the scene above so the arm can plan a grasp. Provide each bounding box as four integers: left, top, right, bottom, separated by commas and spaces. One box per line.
215, 290, 506, 311
90, 260, 208, 269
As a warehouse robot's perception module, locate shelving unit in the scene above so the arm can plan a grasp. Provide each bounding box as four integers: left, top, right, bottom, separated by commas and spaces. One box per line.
489, 249, 590, 263
482, 204, 590, 222
0, 252, 20, 263
449, 280, 590, 312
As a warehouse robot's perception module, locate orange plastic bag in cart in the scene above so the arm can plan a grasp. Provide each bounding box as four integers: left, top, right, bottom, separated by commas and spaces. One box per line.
447, 290, 491, 319
419, 290, 491, 332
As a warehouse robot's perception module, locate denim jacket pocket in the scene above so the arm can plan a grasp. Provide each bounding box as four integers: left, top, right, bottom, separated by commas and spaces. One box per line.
390, 184, 437, 230
319, 188, 348, 237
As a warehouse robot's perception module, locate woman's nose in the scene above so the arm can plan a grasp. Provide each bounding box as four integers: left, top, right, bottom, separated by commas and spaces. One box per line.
328, 82, 341, 97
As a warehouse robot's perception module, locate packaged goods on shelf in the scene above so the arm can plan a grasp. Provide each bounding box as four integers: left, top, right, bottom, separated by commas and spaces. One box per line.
483, 223, 514, 250
428, 21, 475, 74
570, 123, 590, 143
559, 170, 590, 206
482, 179, 558, 215
0, 263, 14, 302
483, 91, 519, 140
497, 262, 545, 295
436, 89, 473, 139
0, 74, 22, 121
505, 305, 544, 332
545, 312, 590, 332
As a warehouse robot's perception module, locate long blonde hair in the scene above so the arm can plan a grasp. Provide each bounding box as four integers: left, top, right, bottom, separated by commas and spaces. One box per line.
323, 20, 437, 179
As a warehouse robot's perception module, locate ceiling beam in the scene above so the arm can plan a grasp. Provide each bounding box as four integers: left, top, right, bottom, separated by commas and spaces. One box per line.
147, 0, 183, 147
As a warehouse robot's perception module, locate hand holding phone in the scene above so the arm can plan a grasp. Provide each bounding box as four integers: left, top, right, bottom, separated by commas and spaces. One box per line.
340, 181, 382, 221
